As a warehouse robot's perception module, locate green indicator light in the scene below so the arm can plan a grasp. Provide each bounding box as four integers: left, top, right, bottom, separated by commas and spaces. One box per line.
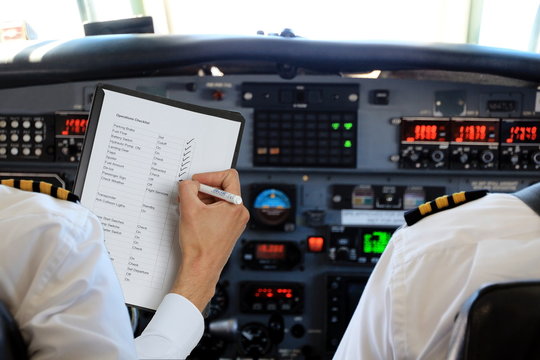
363, 231, 392, 254
331, 122, 340, 130
344, 122, 353, 130
344, 140, 352, 148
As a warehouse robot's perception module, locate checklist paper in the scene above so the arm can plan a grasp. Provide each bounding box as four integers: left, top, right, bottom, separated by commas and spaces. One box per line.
74, 85, 244, 310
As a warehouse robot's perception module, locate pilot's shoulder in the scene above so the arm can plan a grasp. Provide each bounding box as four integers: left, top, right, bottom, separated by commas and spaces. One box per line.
0, 179, 80, 203
404, 190, 489, 226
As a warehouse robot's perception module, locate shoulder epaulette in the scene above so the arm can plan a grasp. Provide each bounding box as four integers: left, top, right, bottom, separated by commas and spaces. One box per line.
404, 189, 488, 226
1, 179, 80, 203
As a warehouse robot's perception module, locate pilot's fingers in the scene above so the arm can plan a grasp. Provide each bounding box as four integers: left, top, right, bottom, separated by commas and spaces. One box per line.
192, 169, 241, 195
177, 179, 203, 209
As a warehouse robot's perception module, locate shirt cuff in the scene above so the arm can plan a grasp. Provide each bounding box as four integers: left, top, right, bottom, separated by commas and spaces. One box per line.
135, 293, 205, 359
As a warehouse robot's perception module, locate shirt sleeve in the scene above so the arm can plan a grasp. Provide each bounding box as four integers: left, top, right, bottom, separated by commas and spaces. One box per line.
134, 293, 205, 360
12, 208, 138, 360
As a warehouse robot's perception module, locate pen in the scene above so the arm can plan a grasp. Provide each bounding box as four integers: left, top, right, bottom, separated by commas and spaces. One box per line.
199, 183, 243, 205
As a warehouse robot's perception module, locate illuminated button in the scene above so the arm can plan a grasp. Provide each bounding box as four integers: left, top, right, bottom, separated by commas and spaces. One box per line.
10, 147, 18, 155
22, 120, 31, 129
34, 148, 42, 156
22, 148, 30, 156
307, 236, 325, 252
22, 134, 31, 142
34, 134, 43, 143
10, 134, 19, 142
0, 120, 6, 128
35, 120, 43, 129
0, 147, 6, 155
0, 134, 6, 142
10, 120, 19, 128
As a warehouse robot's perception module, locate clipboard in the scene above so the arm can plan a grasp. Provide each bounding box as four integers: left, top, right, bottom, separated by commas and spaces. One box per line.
74, 84, 244, 310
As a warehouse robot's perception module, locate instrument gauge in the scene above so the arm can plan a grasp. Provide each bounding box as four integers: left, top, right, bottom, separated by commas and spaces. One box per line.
250, 185, 296, 231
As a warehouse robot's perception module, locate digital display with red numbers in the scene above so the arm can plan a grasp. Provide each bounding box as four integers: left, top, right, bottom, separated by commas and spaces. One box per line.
61, 118, 88, 135
255, 243, 286, 260
501, 120, 540, 144
254, 287, 294, 299
401, 120, 449, 142
55, 113, 89, 136
450, 121, 498, 143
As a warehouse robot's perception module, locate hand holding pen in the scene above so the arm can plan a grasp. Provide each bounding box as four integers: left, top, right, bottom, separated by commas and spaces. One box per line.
173, 169, 249, 311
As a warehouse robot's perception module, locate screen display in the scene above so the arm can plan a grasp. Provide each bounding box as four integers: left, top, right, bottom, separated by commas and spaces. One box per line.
362, 230, 392, 254
254, 287, 294, 299
501, 121, 540, 144
401, 120, 449, 142
255, 243, 286, 260
55, 114, 89, 136
450, 121, 498, 143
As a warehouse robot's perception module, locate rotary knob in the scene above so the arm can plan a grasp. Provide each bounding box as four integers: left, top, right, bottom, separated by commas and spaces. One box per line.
532, 152, 540, 165
481, 150, 495, 164
336, 246, 351, 261
408, 152, 420, 162
431, 150, 445, 163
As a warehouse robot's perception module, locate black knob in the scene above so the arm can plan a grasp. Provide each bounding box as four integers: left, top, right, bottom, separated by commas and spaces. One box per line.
409, 152, 420, 162
532, 152, 540, 165
336, 247, 350, 261
431, 150, 444, 163
481, 150, 495, 164
511, 154, 519, 164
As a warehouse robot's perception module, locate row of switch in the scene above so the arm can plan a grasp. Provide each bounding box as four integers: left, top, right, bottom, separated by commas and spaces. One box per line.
0, 118, 45, 130
0, 146, 43, 156
0, 133, 44, 143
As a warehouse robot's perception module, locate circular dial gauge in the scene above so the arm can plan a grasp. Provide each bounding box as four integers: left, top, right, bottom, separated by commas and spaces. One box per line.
253, 189, 292, 226
239, 323, 272, 357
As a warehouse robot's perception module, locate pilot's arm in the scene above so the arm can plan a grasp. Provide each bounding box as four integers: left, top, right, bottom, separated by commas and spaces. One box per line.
334, 191, 540, 359
135, 169, 249, 359
0, 169, 248, 360
0, 184, 138, 360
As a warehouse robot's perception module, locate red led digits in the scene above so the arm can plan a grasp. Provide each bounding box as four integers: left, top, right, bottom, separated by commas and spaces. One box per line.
255, 243, 286, 260
60, 118, 88, 135
413, 124, 437, 141
505, 125, 538, 143
402, 121, 448, 142
254, 287, 293, 298
451, 122, 498, 143
455, 125, 486, 142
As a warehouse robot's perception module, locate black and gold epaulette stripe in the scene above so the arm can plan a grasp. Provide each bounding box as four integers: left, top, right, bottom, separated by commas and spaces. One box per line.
1, 179, 80, 203
404, 189, 488, 226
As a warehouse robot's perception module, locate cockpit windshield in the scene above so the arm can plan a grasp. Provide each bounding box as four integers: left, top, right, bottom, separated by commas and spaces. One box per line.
1, 0, 539, 53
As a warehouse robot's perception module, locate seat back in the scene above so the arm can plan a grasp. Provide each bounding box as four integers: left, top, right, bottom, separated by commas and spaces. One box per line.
0, 300, 28, 360
447, 281, 540, 360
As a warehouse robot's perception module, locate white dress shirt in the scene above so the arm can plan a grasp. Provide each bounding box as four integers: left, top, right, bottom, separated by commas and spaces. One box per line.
0, 185, 204, 359
334, 192, 540, 359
